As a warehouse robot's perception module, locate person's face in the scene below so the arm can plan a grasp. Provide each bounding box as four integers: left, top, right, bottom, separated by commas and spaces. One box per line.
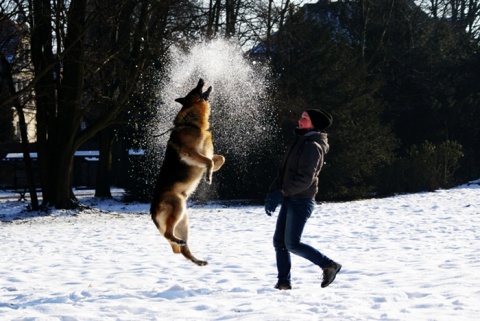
298, 112, 314, 129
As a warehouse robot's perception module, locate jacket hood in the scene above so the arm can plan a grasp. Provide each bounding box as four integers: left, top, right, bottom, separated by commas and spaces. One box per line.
296, 129, 330, 154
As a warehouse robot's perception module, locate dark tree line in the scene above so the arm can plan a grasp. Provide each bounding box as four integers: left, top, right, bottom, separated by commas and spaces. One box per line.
1, 0, 479, 207
267, 0, 480, 200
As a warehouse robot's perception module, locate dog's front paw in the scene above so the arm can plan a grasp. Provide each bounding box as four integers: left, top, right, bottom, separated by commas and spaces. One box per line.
205, 171, 213, 184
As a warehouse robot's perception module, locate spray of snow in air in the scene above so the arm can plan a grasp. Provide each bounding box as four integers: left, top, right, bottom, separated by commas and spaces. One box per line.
151, 38, 276, 158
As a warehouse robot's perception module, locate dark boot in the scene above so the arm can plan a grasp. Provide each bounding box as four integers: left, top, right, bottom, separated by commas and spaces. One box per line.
274, 279, 292, 290
321, 261, 342, 288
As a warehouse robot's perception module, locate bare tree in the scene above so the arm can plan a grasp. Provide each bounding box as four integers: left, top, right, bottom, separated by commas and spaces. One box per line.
418, 0, 480, 37
203, 0, 296, 49
0, 0, 184, 209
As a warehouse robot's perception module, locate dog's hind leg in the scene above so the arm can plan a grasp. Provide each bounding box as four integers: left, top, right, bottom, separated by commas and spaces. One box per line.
170, 212, 190, 255
181, 244, 208, 266
175, 212, 208, 266
152, 196, 187, 246
164, 196, 187, 245
169, 240, 207, 266
170, 243, 182, 254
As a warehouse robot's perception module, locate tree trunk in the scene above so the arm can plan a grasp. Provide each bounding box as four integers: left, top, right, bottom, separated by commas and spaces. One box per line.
360, 0, 369, 59
95, 127, 115, 198
226, 0, 235, 36
54, 148, 76, 209
0, 56, 39, 210
31, 0, 57, 207
207, 0, 215, 38
15, 97, 39, 210
52, 0, 87, 209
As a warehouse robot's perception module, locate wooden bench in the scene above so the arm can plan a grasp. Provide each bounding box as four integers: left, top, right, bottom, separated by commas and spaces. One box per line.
4, 185, 41, 201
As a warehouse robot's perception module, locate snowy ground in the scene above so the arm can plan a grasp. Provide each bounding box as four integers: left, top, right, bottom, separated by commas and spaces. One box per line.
1, 181, 479, 321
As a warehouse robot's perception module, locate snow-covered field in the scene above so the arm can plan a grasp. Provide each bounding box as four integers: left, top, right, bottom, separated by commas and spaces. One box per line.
1, 181, 479, 321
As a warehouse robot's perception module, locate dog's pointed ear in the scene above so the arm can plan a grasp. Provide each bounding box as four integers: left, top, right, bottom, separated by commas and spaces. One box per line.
202, 86, 213, 101
196, 78, 205, 92
175, 97, 187, 105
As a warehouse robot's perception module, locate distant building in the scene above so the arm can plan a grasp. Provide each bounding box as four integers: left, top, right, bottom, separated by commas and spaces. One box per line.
0, 14, 36, 143
247, 0, 351, 63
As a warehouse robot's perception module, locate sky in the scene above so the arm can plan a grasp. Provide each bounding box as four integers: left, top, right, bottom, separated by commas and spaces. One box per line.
1, 179, 479, 320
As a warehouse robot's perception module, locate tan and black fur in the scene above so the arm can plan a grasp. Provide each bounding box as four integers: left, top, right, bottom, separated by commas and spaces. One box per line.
150, 79, 225, 266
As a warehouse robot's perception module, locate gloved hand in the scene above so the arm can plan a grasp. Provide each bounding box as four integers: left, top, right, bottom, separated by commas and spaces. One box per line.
265, 190, 283, 216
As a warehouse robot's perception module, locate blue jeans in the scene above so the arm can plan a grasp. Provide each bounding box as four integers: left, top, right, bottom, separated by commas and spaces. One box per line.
273, 197, 330, 281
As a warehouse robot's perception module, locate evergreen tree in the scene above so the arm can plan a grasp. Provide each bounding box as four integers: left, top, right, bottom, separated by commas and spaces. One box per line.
362, 0, 480, 190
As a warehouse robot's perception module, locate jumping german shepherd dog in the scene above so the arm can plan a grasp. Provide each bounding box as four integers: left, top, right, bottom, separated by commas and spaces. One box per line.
150, 79, 225, 266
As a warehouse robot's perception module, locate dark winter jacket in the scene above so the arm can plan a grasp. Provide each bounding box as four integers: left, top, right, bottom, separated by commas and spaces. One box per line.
269, 129, 329, 199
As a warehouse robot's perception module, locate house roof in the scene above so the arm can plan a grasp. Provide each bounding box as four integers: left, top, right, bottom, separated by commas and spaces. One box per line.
0, 14, 24, 62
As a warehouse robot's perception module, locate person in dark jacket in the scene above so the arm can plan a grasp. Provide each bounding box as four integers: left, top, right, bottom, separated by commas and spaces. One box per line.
265, 109, 341, 290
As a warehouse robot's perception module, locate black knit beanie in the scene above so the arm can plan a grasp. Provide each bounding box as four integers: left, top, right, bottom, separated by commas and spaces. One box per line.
306, 109, 333, 131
